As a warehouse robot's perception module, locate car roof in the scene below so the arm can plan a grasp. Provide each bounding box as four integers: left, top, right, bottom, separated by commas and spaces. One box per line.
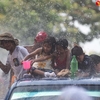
13, 77, 100, 87
5, 77, 100, 100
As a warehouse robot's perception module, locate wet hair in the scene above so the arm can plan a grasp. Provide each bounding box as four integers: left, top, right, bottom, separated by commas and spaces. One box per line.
71, 46, 84, 56
42, 36, 56, 54
56, 39, 68, 50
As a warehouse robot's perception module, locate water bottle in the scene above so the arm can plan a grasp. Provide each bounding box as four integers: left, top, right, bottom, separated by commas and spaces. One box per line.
70, 55, 78, 78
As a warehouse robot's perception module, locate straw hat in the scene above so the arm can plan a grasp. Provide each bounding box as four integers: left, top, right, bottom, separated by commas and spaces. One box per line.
0, 33, 19, 48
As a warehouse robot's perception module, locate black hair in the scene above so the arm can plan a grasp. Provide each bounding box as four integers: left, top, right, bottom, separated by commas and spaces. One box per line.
56, 39, 68, 50
90, 54, 100, 65
71, 46, 84, 56
42, 36, 56, 54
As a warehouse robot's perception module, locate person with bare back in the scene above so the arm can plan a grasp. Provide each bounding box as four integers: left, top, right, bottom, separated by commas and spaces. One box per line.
24, 31, 48, 53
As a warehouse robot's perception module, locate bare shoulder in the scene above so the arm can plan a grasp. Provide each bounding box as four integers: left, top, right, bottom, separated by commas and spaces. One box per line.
24, 44, 41, 53
24, 45, 34, 53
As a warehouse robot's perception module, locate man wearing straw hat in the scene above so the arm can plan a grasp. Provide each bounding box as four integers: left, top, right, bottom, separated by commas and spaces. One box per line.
0, 32, 29, 87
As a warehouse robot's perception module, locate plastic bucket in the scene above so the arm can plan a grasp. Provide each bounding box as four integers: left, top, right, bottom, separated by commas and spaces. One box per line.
22, 61, 31, 70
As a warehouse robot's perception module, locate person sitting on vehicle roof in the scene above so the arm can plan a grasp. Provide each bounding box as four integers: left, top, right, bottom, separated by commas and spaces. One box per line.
24, 31, 48, 53
23, 36, 57, 77
53, 39, 71, 77
71, 45, 96, 78
29, 38, 71, 77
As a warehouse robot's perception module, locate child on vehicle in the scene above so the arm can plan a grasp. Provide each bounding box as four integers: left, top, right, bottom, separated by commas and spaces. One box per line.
71, 46, 96, 78
23, 36, 56, 77
53, 39, 71, 76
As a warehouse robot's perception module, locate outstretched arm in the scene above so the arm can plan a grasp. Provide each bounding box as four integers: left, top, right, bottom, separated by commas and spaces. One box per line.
66, 49, 71, 69
30, 54, 53, 66
0, 61, 11, 74
23, 47, 42, 61
34, 54, 53, 62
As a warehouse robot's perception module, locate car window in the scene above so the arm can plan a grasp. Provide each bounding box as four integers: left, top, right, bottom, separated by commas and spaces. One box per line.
9, 85, 62, 100
8, 81, 100, 100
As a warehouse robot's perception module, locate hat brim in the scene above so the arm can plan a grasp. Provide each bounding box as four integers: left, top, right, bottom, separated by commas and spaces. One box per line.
0, 37, 19, 48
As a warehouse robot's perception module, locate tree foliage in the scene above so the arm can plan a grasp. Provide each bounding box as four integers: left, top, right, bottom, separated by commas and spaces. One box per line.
0, 0, 99, 45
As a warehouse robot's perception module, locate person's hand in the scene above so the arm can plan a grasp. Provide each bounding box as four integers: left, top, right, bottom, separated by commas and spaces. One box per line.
44, 72, 56, 78
20, 60, 24, 65
57, 69, 70, 77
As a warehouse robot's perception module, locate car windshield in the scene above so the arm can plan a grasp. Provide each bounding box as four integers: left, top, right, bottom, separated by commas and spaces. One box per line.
9, 86, 60, 100
8, 79, 100, 100
9, 86, 100, 100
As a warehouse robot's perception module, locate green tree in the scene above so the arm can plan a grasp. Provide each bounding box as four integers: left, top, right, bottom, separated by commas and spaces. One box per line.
0, 0, 99, 45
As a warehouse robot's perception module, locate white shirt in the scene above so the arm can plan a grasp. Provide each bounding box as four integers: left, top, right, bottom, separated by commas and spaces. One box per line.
6, 46, 29, 78
32, 54, 54, 71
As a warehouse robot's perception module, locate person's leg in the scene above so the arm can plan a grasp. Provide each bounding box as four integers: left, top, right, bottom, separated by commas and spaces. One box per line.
30, 67, 56, 77
34, 69, 44, 76
29, 67, 44, 78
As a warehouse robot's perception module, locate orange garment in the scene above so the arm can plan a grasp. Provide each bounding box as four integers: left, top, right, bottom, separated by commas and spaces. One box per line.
10, 75, 17, 86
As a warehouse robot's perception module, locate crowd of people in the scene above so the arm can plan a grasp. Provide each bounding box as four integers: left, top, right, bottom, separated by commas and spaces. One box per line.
0, 31, 99, 87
